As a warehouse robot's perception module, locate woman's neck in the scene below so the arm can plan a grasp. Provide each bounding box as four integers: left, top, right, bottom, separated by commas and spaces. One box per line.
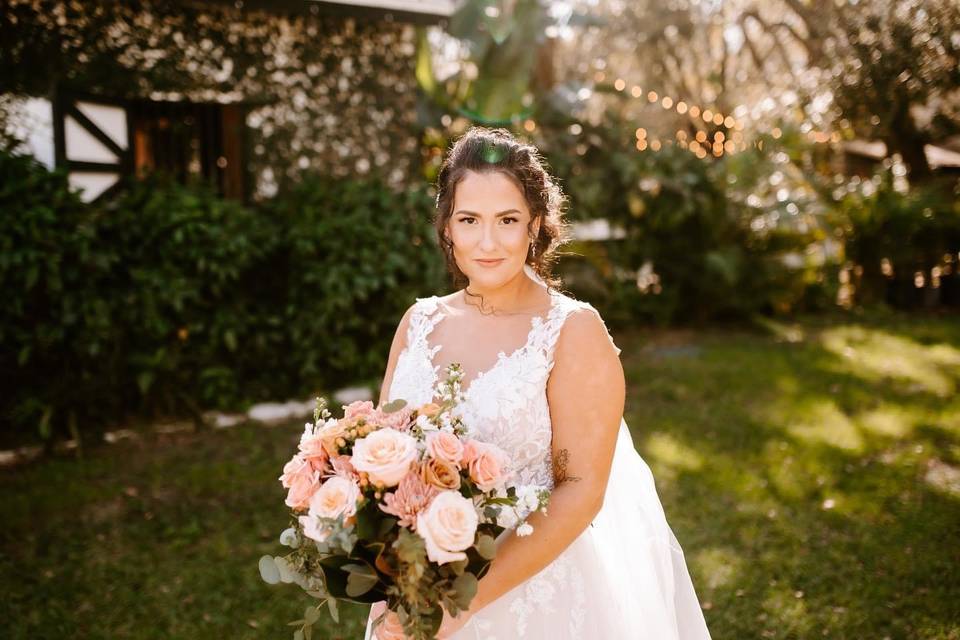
460, 267, 548, 315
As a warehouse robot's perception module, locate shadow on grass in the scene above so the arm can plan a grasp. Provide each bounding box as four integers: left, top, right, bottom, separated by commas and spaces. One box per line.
629, 310, 960, 639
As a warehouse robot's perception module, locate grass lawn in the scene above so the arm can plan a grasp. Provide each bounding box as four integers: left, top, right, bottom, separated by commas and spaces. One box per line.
2, 308, 958, 639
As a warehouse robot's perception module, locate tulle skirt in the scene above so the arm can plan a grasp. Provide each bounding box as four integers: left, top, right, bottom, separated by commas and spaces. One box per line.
365, 418, 712, 639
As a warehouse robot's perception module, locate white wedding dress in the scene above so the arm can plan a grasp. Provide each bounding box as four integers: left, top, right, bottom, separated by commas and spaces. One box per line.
364, 265, 711, 639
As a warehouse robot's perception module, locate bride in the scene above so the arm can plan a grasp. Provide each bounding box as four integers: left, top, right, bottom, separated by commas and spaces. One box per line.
365, 127, 711, 639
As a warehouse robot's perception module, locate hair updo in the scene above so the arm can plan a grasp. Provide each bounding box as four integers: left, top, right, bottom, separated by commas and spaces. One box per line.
432, 126, 572, 293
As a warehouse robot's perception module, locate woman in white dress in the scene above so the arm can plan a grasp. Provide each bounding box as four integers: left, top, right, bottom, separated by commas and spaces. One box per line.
365, 127, 711, 639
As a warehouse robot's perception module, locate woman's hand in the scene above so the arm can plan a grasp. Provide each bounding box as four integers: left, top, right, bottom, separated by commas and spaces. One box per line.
368, 601, 410, 640
434, 603, 473, 639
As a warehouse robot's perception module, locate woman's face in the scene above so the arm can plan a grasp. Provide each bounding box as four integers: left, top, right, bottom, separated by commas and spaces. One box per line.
445, 170, 539, 290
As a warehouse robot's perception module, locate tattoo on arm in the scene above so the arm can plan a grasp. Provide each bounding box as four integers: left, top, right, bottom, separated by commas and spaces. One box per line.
553, 448, 581, 485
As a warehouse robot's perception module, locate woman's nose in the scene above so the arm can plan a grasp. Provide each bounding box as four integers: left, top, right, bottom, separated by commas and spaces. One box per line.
478, 223, 498, 250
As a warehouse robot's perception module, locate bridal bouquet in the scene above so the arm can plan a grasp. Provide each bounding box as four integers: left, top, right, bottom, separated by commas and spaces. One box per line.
259, 364, 550, 640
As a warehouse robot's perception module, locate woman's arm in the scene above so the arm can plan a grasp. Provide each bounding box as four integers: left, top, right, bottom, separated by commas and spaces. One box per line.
459, 306, 626, 618
377, 304, 416, 407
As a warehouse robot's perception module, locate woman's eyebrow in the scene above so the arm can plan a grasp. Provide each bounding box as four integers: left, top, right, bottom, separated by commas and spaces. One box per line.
453, 209, 522, 216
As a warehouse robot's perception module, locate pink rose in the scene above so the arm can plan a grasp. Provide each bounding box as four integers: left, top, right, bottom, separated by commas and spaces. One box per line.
373, 608, 407, 640
378, 405, 414, 432
298, 430, 330, 473
416, 490, 479, 565
352, 429, 418, 487
279, 454, 321, 510
308, 475, 361, 519
463, 440, 511, 491
344, 400, 377, 422
328, 454, 359, 481
426, 431, 465, 468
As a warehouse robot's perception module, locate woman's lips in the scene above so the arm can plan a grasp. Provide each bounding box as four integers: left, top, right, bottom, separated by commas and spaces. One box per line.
475, 258, 505, 267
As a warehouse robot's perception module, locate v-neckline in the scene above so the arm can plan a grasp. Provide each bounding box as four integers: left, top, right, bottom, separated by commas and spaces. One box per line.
422, 290, 560, 402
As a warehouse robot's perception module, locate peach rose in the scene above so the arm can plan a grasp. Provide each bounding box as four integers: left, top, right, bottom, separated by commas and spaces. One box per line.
373, 607, 407, 640
419, 457, 461, 491
280, 454, 321, 510
418, 402, 441, 418
317, 419, 348, 457
426, 431, 465, 467
308, 475, 361, 519
416, 490, 479, 565
351, 429, 418, 487
463, 440, 511, 491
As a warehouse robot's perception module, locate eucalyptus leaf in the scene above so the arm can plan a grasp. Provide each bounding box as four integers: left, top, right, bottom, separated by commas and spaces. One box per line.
452, 572, 479, 610
345, 571, 379, 597
342, 563, 377, 578
476, 534, 497, 560
258, 555, 280, 584
381, 398, 407, 413
327, 597, 340, 623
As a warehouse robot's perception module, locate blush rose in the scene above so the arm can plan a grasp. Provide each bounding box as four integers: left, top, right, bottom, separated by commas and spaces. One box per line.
416, 490, 479, 565
351, 429, 418, 487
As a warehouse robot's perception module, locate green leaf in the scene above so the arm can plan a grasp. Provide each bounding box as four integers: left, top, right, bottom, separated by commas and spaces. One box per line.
381, 398, 407, 413
327, 597, 340, 624
475, 534, 496, 560
451, 572, 479, 610
137, 371, 155, 395
304, 606, 320, 625
345, 574, 378, 598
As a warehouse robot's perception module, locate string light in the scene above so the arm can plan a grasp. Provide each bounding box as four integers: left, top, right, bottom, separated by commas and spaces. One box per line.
604, 77, 814, 160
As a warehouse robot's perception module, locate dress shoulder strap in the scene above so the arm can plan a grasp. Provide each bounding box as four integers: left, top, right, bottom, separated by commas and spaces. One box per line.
405, 296, 444, 357
533, 294, 622, 375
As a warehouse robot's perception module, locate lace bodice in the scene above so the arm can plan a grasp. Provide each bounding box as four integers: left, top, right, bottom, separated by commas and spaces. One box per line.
387, 282, 621, 494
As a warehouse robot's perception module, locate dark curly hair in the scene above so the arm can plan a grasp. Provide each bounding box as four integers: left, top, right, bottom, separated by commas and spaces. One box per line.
432, 126, 572, 296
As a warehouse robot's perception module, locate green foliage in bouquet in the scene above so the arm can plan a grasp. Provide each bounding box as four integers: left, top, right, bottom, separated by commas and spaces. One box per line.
261, 367, 550, 640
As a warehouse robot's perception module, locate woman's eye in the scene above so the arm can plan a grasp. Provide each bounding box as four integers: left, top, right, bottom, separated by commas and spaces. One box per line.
502, 217, 518, 224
